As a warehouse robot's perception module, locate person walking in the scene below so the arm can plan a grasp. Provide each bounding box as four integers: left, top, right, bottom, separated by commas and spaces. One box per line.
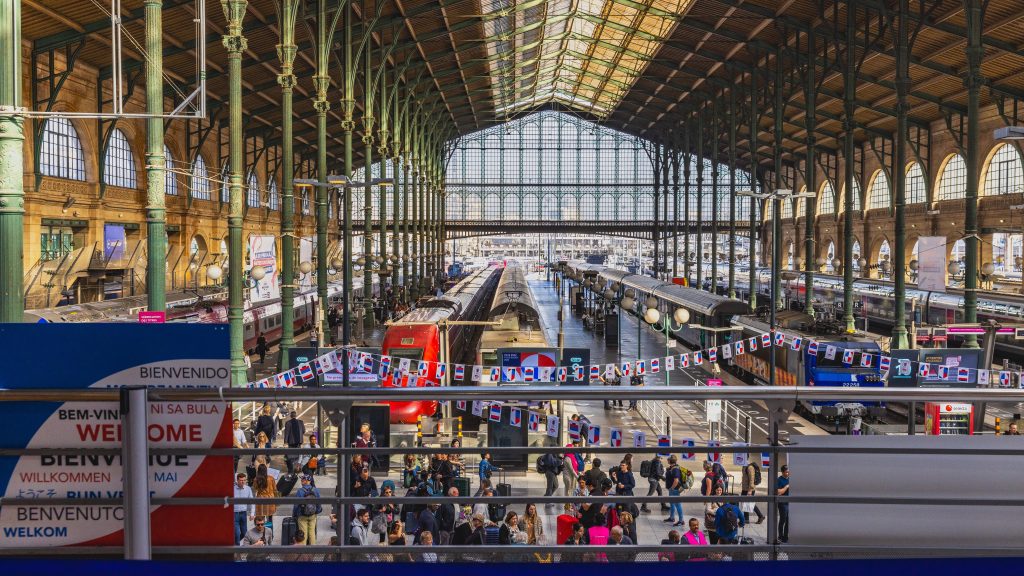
233, 472, 254, 544
776, 465, 791, 544
561, 442, 581, 496
714, 491, 744, 545
741, 460, 765, 524
293, 474, 322, 545
642, 455, 666, 513
540, 451, 561, 501
252, 464, 278, 543
283, 411, 305, 473
704, 485, 723, 544
255, 405, 276, 446
664, 456, 685, 526
255, 333, 268, 365
476, 452, 500, 496
232, 418, 248, 472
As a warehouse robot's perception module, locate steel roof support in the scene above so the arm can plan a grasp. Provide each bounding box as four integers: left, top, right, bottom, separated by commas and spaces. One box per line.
891, 0, 911, 350
962, 0, 985, 349
144, 0, 167, 314
842, 1, 857, 334
277, 0, 301, 365
803, 30, 817, 320
0, 0, 23, 323
728, 88, 737, 299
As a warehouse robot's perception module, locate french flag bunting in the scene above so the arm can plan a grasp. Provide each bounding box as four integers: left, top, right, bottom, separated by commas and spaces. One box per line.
540, 367, 554, 382
523, 366, 536, 382
298, 362, 315, 381
256, 378, 270, 389
546, 416, 560, 437
635, 360, 646, 375
472, 365, 483, 382
247, 381, 255, 389
610, 428, 622, 447
568, 420, 581, 441
360, 353, 374, 373
977, 369, 990, 386
605, 364, 616, 378
898, 359, 912, 376
860, 353, 873, 368
665, 356, 675, 371
879, 356, 891, 373
276, 369, 296, 388
707, 440, 721, 463
791, 337, 803, 351
842, 349, 855, 365
957, 367, 970, 383
693, 351, 703, 365
505, 367, 519, 382
807, 341, 819, 356
407, 374, 420, 388
762, 453, 771, 468
528, 411, 541, 432
418, 361, 430, 377
680, 353, 690, 368
937, 366, 950, 380
315, 354, 334, 374
651, 357, 661, 373
574, 365, 585, 381
557, 367, 568, 382
621, 362, 632, 376
398, 357, 411, 375
454, 364, 465, 381
471, 401, 484, 416
680, 438, 695, 461
634, 431, 647, 448
748, 337, 759, 351
378, 355, 391, 377
489, 367, 501, 382
825, 345, 837, 360
435, 363, 447, 380
590, 365, 601, 379
588, 425, 601, 445
456, 400, 467, 411
919, 362, 930, 377
656, 434, 671, 457
509, 407, 522, 427
708, 347, 717, 363
721, 343, 732, 360
1000, 371, 1012, 387
761, 333, 771, 347
774, 332, 785, 346
489, 403, 503, 422
735, 340, 745, 355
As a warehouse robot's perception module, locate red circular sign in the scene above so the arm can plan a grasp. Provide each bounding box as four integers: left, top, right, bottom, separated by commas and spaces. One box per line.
945, 405, 952, 412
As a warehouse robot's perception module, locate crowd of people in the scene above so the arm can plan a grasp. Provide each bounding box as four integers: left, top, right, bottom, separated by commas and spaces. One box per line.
232, 408, 792, 561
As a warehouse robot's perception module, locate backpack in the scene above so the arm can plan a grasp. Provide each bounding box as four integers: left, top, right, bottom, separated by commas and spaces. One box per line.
711, 462, 728, 485
665, 465, 682, 489
751, 463, 762, 487
651, 459, 665, 480
403, 469, 417, 489
680, 467, 694, 490
536, 456, 547, 474
701, 472, 723, 496
639, 460, 651, 478
721, 505, 739, 533
301, 490, 320, 516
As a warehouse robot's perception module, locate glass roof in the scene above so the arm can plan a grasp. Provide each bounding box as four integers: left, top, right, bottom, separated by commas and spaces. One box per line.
481, 0, 695, 118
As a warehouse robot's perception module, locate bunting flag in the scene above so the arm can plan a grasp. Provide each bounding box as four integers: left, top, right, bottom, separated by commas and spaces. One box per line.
825, 345, 837, 360
568, 420, 581, 441
509, 407, 522, 427
693, 351, 703, 365
605, 364, 616, 378
276, 370, 295, 388
489, 403, 503, 422
656, 434, 671, 457
331, 349, 347, 371
588, 425, 601, 445
523, 366, 536, 382
540, 367, 554, 382
732, 442, 749, 467
528, 411, 542, 432
680, 438, 695, 461
761, 453, 771, 468
620, 362, 632, 377
590, 365, 601, 379
633, 431, 646, 448
435, 363, 447, 380
860, 353, 873, 368
256, 378, 271, 389
360, 353, 374, 372
651, 357, 661, 373
472, 365, 484, 382
546, 415, 560, 437
407, 374, 420, 388
316, 353, 335, 375
472, 401, 484, 416
557, 367, 568, 382
456, 400, 467, 411
937, 366, 950, 380
806, 340, 818, 356
919, 363, 930, 377
879, 356, 891, 373
505, 367, 519, 382
377, 355, 391, 377
454, 364, 465, 381
398, 358, 411, 375
842, 349, 854, 365
735, 340, 745, 355
679, 353, 690, 368
1000, 371, 1012, 387
761, 333, 771, 347
721, 344, 732, 360
489, 367, 501, 382
635, 360, 646, 375
898, 359, 912, 376
791, 337, 803, 351
707, 347, 717, 363
298, 362, 315, 382
707, 440, 721, 463
748, 337, 759, 352
418, 361, 430, 377
665, 355, 675, 371
977, 369, 990, 386
574, 366, 585, 381
957, 367, 970, 383
610, 428, 622, 447
774, 332, 785, 346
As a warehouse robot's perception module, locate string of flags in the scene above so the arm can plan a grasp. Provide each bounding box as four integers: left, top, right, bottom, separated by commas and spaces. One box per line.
247, 330, 1024, 390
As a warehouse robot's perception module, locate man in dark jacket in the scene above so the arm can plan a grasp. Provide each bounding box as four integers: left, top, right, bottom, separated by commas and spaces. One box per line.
643, 455, 666, 513
352, 466, 378, 498
283, 411, 304, 472
582, 458, 608, 491
255, 405, 276, 445
416, 504, 440, 544
540, 452, 561, 499
435, 487, 458, 544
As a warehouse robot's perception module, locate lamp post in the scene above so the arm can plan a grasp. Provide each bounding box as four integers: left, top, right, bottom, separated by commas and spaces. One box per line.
644, 305, 690, 386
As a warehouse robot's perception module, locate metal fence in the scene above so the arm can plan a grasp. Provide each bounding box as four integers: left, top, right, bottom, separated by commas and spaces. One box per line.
2, 385, 1023, 562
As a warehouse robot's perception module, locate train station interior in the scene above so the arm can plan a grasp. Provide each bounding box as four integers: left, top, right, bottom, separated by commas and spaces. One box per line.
1, 0, 1024, 569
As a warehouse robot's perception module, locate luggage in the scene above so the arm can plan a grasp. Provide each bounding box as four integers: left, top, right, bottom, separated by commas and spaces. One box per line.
639, 460, 651, 478
405, 511, 419, 535
725, 474, 737, 495
488, 503, 507, 523
452, 476, 471, 498
277, 473, 298, 497
484, 525, 500, 545
556, 514, 577, 545
453, 521, 472, 545
496, 470, 511, 497
280, 517, 298, 546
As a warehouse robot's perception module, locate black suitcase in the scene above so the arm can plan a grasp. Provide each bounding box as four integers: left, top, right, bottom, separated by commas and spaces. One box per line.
278, 473, 298, 497
453, 476, 471, 498
496, 470, 511, 497
280, 517, 298, 545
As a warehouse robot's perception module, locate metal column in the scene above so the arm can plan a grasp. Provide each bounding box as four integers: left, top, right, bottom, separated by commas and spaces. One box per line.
121, 386, 151, 560
962, 0, 984, 347
279, 0, 300, 363
891, 0, 910, 349
842, 4, 857, 333
144, 0, 166, 313
695, 109, 704, 290
773, 51, 785, 313
728, 87, 737, 298
749, 70, 759, 312
804, 31, 817, 319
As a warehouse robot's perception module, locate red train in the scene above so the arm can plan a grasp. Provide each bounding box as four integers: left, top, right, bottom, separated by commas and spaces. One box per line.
380, 265, 503, 423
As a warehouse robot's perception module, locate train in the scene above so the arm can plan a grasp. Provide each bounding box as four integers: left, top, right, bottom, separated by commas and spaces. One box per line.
381, 265, 502, 423
476, 264, 554, 383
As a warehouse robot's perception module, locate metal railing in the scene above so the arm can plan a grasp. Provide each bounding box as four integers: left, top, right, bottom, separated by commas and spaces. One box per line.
2, 386, 1024, 562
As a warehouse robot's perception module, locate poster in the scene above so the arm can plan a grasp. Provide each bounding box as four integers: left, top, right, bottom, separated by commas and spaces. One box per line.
247, 234, 279, 303
0, 324, 231, 547
103, 224, 126, 262
498, 348, 558, 383
917, 236, 947, 292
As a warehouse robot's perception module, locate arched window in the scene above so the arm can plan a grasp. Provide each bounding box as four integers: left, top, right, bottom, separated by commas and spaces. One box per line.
983, 144, 1024, 196
39, 118, 86, 181
104, 128, 137, 188
190, 156, 211, 200
937, 154, 967, 200
867, 170, 890, 210
781, 198, 793, 219
246, 171, 260, 208
220, 165, 230, 203
818, 181, 836, 215
841, 179, 862, 212
163, 145, 178, 195
267, 180, 279, 210
906, 163, 927, 204
878, 240, 892, 279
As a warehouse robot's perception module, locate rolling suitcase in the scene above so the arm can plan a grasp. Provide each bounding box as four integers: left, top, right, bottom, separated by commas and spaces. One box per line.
277, 473, 298, 497
484, 525, 500, 545
280, 517, 298, 546
496, 470, 512, 497
453, 476, 471, 498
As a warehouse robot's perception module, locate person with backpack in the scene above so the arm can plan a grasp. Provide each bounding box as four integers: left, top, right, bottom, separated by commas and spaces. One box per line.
663, 455, 685, 526
561, 442, 582, 495
292, 474, 322, 544
539, 452, 561, 500
714, 488, 745, 544
703, 485, 723, 544
701, 461, 724, 497
581, 458, 608, 491
642, 455, 666, 513
478, 452, 500, 491
741, 460, 765, 524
